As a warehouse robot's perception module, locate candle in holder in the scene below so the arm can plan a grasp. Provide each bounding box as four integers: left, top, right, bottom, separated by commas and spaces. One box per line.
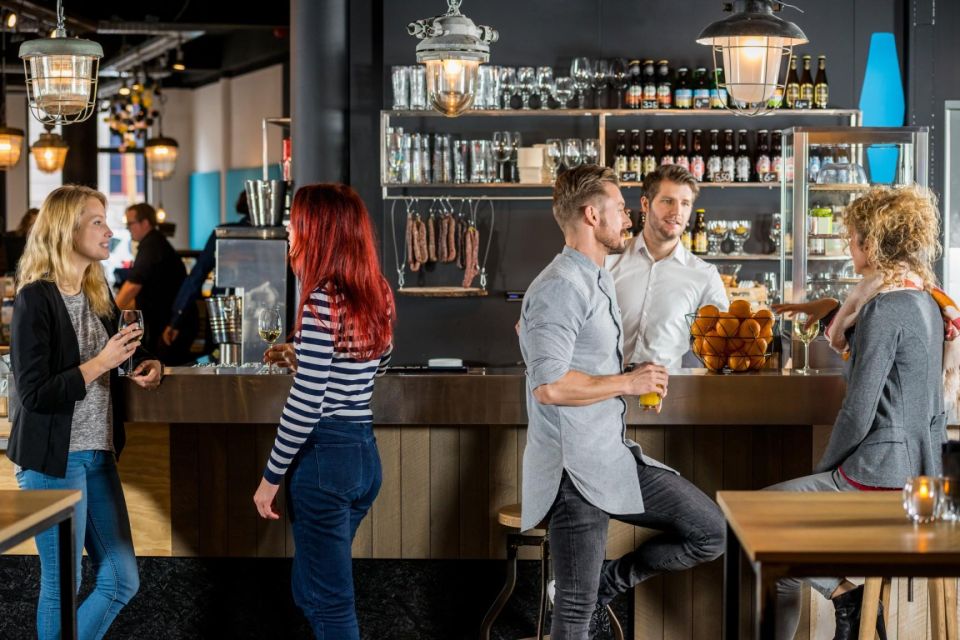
902, 476, 942, 523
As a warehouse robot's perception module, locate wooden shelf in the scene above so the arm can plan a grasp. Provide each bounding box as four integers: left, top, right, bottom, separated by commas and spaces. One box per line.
397, 287, 488, 298
384, 108, 861, 118
385, 181, 781, 190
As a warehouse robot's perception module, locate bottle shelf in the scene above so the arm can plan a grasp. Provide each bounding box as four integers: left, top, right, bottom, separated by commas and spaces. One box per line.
384, 181, 781, 190
699, 254, 850, 261
383, 108, 861, 119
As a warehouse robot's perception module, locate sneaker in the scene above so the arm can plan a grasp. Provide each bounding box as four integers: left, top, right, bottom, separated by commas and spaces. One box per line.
588, 602, 612, 639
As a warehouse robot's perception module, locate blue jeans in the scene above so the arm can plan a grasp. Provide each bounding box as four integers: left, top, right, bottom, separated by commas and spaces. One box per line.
16, 450, 140, 640
287, 420, 382, 640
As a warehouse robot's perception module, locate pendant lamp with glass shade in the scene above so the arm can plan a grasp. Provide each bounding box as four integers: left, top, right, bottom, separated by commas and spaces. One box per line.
0, 18, 24, 169
697, 0, 807, 115
32, 125, 68, 173
408, 0, 498, 117
19, 0, 103, 125
145, 116, 178, 180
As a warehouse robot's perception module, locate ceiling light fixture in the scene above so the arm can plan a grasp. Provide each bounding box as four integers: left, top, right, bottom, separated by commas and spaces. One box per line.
171, 45, 185, 72
18, 0, 103, 125
697, 0, 807, 115
5, 11, 16, 30
31, 124, 68, 173
408, 0, 497, 117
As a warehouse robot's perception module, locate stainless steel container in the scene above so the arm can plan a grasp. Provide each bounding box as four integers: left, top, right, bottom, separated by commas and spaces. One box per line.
205, 295, 243, 365
244, 179, 286, 227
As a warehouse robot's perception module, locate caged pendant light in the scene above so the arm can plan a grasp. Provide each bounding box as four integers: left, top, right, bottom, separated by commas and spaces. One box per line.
18, 0, 103, 125
31, 125, 68, 173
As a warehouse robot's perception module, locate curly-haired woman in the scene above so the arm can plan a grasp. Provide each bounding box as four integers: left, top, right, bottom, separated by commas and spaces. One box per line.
771, 185, 953, 640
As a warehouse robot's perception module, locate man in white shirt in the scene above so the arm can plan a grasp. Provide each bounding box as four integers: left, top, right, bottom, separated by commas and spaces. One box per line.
607, 165, 728, 370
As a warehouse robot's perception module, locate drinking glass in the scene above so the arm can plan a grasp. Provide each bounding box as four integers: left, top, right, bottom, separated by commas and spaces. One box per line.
118, 309, 143, 376
708, 220, 729, 254
492, 131, 512, 183
610, 58, 629, 108
790, 312, 819, 375
732, 219, 752, 255
510, 132, 522, 182
499, 66, 517, 109
409, 65, 426, 110
517, 66, 536, 110
940, 475, 960, 522
563, 138, 583, 170
554, 77, 574, 109
536, 66, 554, 110
903, 476, 943, 524
545, 138, 562, 181
592, 58, 611, 109
570, 57, 592, 108
582, 138, 600, 166
258, 306, 283, 374
391, 66, 410, 110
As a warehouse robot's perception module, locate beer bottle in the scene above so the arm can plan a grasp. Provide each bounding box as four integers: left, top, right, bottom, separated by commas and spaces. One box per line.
642, 60, 657, 109
628, 129, 642, 174
642, 129, 658, 177
626, 60, 643, 109
767, 85, 785, 110
661, 129, 675, 165
799, 55, 814, 107
706, 129, 722, 182
814, 55, 829, 109
693, 209, 709, 255
755, 130, 771, 182
682, 223, 693, 252
784, 57, 800, 108
690, 129, 705, 182
693, 67, 711, 109
771, 131, 783, 180
674, 67, 692, 109
676, 129, 690, 172
720, 129, 735, 182
614, 129, 628, 177
656, 60, 673, 109
735, 130, 751, 183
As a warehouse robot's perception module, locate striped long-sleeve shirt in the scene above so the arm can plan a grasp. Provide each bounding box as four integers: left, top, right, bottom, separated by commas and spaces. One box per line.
262, 289, 392, 484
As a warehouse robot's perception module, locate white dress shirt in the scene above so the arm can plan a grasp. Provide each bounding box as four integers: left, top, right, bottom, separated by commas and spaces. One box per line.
606, 235, 728, 370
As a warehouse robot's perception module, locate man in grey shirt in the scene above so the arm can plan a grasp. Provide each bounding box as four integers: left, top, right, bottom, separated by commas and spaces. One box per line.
519, 165, 725, 638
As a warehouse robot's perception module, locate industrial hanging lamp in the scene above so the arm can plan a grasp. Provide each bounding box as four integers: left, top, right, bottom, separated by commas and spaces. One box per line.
0, 16, 23, 169
697, 0, 807, 115
408, 0, 498, 117
31, 124, 68, 173
19, 0, 103, 125
145, 105, 178, 180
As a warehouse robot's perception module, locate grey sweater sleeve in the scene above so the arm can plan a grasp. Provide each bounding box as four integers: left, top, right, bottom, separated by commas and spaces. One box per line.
815, 301, 901, 472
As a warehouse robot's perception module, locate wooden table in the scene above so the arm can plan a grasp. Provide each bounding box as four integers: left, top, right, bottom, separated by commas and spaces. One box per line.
718, 491, 960, 639
0, 490, 82, 639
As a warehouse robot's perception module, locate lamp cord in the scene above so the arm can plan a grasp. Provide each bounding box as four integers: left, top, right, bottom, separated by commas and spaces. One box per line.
777, 1, 805, 13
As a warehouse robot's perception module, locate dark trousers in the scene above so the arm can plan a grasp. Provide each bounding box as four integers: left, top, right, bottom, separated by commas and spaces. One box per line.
548, 465, 726, 639
287, 420, 382, 640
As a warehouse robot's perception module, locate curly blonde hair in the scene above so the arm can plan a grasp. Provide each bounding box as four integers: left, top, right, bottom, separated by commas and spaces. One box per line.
843, 185, 941, 287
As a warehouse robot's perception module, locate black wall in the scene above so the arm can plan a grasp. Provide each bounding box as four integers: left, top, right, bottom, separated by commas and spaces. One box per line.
348, 0, 901, 365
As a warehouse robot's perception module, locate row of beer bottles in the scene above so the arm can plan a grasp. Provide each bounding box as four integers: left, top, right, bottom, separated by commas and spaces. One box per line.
784, 54, 829, 109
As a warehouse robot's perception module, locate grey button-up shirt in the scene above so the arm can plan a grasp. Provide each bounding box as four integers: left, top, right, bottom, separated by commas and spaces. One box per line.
519, 247, 674, 531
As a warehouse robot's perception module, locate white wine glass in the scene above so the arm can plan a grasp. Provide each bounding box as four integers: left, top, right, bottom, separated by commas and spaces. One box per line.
553, 77, 574, 109
583, 138, 600, 166
563, 138, 583, 170
517, 66, 536, 110
536, 66, 554, 110
545, 138, 563, 181
118, 309, 143, 376
791, 312, 819, 375
258, 306, 283, 374
492, 131, 512, 183
570, 57, 592, 108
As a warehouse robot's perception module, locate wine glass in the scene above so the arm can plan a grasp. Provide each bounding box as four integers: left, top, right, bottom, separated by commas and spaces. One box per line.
592, 58, 611, 109
508, 132, 522, 183
517, 66, 536, 110
258, 306, 283, 374
545, 138, 562, 181
553, 77, 574, 109
492, 131, 512, 183
570, 57, 592, 108
499, 66, 517, 109
732, 219, 752, 255
118, 309, 144, 376
790, 312, 819, 375
610, 58, 629, 109
536, 66, 554, 110
563, 138, 583, 170
582, 138, 600, 166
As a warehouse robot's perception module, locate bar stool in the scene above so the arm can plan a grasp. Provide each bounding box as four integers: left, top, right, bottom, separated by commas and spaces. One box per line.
479, 503, 625, 640
859, 577, 892, 640
859, 577, 959, 640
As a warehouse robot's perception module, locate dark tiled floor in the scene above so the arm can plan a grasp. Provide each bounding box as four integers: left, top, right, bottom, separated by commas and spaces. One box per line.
0, 557, 632, 639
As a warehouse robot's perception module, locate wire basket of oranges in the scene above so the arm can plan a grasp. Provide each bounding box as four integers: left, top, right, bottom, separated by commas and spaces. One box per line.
686, 299, 778, 373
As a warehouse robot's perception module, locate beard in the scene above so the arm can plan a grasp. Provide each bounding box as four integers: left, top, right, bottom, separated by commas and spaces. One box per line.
597, 217, 626, 254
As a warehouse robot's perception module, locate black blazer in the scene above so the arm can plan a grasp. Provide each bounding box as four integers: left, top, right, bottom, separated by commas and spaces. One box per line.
7, 280, 147, 477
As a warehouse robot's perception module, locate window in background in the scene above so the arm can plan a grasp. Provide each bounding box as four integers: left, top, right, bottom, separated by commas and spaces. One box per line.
26, 119, 62, 210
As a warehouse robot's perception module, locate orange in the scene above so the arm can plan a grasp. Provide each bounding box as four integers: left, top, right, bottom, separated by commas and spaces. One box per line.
693, 337, 704, 355
729, 299, 753, 319
753, 308, 775, 332
726, 337, 745, 352
704, 329, 726, 355
694, 305, 719, 335
738, 318, 761, 339
759, 325, 774, 340
748, 355, 766, 370
727, 354, 751, 372
715, 312, 740, 338
744, 337, 768, 356
702, 354, 725, 372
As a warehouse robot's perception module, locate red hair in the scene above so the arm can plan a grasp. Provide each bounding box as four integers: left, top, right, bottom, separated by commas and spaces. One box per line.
289, 184, 394, 360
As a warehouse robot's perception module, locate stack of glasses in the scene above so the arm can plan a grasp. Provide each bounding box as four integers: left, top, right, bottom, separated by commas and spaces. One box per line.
385, 128, 523, 184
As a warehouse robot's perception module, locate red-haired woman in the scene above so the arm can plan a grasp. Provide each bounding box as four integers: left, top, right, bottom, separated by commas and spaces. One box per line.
253, 184, 394, 640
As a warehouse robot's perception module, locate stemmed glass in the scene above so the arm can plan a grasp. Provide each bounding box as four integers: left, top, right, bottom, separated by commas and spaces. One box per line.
517, 66, 536, 110
492, 131, 512, 183
258, 306, 283, 374
732, 219, 752, 255
536, 66, 554, 110
499, 66, 517, 109
582, 138, 600, 166
592, 59, 611, 109
545, 139, 562, 181
553, 77, 574, 109
708, 220, 728, 254
563, 138, 583, 170
509, 132, 522, 183
118, 309, 144, 376
610, 58, 629, 109
789, 312, 819, 375
570, 57, 592, 109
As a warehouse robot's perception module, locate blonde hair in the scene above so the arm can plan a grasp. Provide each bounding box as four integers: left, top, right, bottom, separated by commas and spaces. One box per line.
17, 185, 115, 318
552, 164, 619, 229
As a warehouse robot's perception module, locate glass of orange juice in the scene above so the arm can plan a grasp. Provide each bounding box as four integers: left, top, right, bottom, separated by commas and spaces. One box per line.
638, 386, 664, 412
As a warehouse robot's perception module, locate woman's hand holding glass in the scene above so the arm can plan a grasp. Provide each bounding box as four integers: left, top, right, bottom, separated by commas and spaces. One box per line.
773, 298, 840, 331
263, 343, 297, 373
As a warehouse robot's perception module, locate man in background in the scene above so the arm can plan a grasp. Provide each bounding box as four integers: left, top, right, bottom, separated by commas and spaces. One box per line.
116, 203, 197, 364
